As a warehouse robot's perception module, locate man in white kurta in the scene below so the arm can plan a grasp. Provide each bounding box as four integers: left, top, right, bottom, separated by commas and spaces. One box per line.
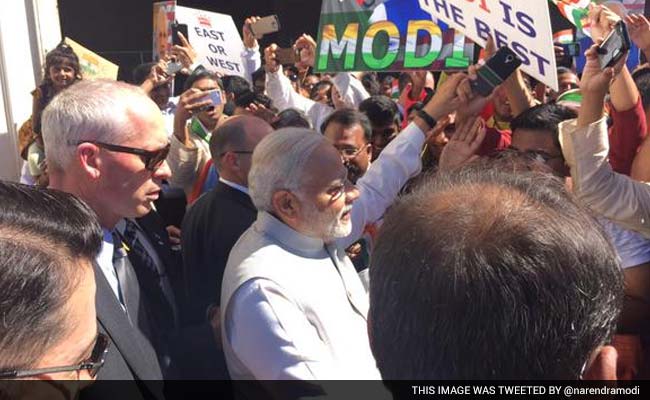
220, 73, 468, 382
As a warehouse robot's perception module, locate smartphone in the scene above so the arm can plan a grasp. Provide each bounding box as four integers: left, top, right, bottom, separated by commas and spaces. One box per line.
197, 89, 223, 112
171, 22, 189, 46
249, 15, 280, 39
471, 46, 522, 97
276, 47, 300, 65
597, 20, 631, 69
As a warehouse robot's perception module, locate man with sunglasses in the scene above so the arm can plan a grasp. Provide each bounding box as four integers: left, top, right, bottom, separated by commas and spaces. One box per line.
42, 80, 167, 400
0, 181, 107, 397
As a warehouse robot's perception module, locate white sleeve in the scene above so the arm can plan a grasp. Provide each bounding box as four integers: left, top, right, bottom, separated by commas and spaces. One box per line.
241, 45, 262, 83
332, 73, 370, 108
226, 279, 339, 380
338, 122, 426, 249
266, 67, 333, 129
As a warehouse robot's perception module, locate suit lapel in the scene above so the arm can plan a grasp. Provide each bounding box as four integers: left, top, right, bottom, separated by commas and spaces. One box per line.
93, 263, 162, 382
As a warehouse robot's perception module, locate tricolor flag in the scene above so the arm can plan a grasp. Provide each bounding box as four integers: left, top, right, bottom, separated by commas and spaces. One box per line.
550, 0, 593, 37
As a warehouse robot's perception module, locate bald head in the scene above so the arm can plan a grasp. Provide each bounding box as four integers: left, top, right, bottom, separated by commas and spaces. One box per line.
369, 164, 623, 380
210, 115, 272, 184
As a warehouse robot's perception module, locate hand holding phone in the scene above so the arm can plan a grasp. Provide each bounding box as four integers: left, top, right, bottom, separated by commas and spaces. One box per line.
471, 46, 522, 97
249, 15, 280, 39
597, 20, 631, 70
171, 22, 189, 46
275, 47, 300, 65
196, 89, 223, 112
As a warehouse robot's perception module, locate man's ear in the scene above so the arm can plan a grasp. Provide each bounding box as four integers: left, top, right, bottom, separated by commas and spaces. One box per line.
77, 143, 102, 180
582, 345, 618, 380
271, 190, 299, 222
365, 143, 373, 161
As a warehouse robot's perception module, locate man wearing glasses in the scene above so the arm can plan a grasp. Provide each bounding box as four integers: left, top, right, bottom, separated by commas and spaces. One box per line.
0, 182, 107, 398
42, 80, 167, 400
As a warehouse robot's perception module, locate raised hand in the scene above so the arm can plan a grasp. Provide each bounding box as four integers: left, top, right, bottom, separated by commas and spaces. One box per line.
243, 16, 261, 49
264, 44, 281, 73
170, 31, 197, 74
294, 34, 317, 69
438, 116, 486, 171
627, 14, 650, 53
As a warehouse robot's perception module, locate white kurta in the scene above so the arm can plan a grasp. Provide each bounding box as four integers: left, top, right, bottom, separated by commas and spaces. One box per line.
220, 122, 425, 382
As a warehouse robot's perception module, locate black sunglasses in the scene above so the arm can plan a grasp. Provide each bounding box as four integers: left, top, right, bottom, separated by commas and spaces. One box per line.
0, 333, 109, 379
75, 141, 170, 171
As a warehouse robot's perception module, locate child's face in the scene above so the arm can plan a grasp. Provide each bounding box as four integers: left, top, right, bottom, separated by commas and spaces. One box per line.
49, 63, 76, 90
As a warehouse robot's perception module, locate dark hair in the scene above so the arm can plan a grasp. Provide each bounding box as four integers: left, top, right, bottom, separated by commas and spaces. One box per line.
633, 66, 650, 111
132, 62, 157, 85
222, 75, 251, 98
182, 66, 223, 92
309, 81, 333, 101
360, 72, 381, 96
510, 103, 577, 150
320, 108, 372, 143
369, 165, 623, 380
272, 108, 311, 130
234, 90, 273, 109
359, 95, 401, 127
34, 43, 82, 134
252, 67, 266, 83
0, 181, 102, 370
556, 66, 575, 76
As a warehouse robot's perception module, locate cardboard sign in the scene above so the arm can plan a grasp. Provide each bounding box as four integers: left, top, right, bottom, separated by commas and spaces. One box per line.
417, 0, 558, 90
315, 0, 475, 74
174, 6, 246, 77
64, 38, 118, 80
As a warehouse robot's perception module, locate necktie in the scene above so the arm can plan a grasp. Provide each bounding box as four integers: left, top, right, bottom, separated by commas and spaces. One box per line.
122, 219, 178, 325
111, 231, 133, 321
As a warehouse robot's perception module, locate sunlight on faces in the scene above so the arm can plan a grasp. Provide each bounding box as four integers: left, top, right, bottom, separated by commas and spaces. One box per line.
94, 99, 171, 223
296, 143, 358, 242
48, 64, 76, 91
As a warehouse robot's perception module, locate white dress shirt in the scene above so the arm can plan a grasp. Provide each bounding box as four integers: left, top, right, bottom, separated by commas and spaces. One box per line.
221, 122, 426, 383
218, 177, 249, 195
97, 228, 121, 304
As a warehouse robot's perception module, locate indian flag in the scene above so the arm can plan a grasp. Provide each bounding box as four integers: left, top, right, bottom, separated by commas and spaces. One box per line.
550, 0, 593, 37
553, 29, 575, 44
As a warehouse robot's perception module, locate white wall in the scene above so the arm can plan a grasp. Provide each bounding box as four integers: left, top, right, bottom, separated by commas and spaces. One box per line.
0, 0, 61, 182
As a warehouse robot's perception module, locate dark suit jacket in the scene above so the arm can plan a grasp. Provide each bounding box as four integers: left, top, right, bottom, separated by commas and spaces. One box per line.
80, 264, 164, 400
178, 182, 257, 379
130, 211, 183, 379
181, 182, 257, 321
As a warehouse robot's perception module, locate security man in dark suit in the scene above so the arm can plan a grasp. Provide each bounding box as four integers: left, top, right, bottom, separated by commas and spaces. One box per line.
43, 80, 167, 400
180, 116, 272, 379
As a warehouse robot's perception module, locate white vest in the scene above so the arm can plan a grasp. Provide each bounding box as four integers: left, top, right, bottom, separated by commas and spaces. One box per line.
220, 211, 381, 380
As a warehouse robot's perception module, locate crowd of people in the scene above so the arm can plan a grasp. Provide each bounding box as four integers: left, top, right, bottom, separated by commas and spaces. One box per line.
3, 1, 650, 399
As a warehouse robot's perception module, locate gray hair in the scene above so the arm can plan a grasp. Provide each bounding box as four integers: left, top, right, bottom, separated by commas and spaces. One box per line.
248, 128, 326, 212
42, 79, 156, 171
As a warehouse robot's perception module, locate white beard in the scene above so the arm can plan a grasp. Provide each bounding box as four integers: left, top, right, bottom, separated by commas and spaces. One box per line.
302, 200, 353, 241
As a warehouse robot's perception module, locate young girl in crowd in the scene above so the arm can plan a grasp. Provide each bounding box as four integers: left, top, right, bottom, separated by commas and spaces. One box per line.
20, 42, 81, 185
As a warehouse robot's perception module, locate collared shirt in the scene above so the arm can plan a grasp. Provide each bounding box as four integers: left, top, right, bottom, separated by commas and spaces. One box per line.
97, 228, 120, 303
221, 122, 426, 382
218, 177, 249, 195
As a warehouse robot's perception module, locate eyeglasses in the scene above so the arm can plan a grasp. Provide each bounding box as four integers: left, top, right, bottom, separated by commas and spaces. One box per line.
324, 176, 355, 203
0, 333, 109, 379
75, 141, 171, 171
337, 145, 367, 160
